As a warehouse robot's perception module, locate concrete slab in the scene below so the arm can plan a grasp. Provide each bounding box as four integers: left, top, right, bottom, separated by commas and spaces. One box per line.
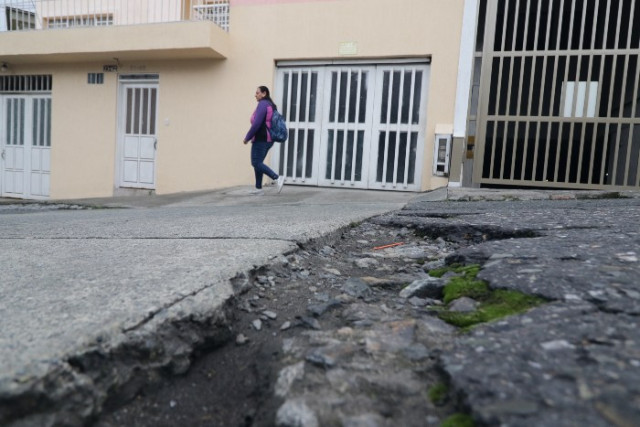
0, 186, 415, 425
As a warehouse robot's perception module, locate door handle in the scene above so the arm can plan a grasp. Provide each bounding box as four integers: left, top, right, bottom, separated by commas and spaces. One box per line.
1, 149, 5, 160
154, 139, 157, 150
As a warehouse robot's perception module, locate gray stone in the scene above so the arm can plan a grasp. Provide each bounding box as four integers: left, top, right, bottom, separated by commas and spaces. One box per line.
263, 310, 278, 320
360, 274, 419, 289
341, 278, 373, 299
364, 320, 416, 354
276, 399, 319, 427
307, 300, 342, 317
399, 277, 445, 299
481, 399, 540, 417
306, 343, 358, 368
275, 362, 305, 398
402, 343, 430, 361
423, 259, 446, 271
342, 413, 385, 427
365, 370, 424, 396
408, 297, 429, 307
322, 267, 341, 276
297, 316, 321, 330
319, 246, 336, 256
354, 258, 379, 268
448, 297, 479, 313
281, 321, 292, 331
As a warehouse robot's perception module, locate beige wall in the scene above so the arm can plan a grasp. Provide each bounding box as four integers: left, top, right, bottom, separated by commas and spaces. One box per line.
46, 63, 118, 198
229, 0, 463, 191
3, 0, 464, 199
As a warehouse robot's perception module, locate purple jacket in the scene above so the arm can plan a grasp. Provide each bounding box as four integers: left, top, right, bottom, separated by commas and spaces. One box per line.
244, 99, 273, 143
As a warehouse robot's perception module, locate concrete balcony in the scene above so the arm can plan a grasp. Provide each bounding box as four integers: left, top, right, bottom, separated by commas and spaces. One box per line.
0, 0, 230, 64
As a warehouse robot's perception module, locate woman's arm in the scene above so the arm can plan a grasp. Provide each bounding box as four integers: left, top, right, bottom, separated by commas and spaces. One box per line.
243, 100, 268, 143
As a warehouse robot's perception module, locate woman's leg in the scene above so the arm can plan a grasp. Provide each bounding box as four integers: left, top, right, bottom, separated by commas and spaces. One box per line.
251, 142, 278, 189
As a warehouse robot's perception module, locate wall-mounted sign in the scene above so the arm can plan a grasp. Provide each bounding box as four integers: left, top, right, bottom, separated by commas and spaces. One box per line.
339, 41, 358, 56
103, 65, 118, 72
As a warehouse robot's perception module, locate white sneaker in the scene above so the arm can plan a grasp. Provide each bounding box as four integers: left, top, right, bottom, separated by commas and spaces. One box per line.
249, 188, 264, 196
276, 176, 285, 193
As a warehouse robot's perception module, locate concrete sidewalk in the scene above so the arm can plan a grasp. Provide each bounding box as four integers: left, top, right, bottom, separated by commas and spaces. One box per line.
0, 185, 416, 426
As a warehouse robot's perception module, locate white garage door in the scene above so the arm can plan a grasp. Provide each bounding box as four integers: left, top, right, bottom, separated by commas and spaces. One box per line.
274, 62, 430, 191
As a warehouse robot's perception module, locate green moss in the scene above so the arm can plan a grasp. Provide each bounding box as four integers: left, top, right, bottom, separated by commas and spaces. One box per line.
427, 263, 476, 278
441, 413, 475, 427
428, 382, 448, 405
435, 265, 546, 329
442, 276, 488, 305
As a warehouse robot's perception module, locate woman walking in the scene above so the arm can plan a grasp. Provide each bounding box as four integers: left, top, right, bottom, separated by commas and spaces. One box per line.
243, 86, 285, 195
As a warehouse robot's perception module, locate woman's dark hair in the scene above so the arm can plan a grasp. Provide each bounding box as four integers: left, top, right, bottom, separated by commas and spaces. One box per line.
258, 85, 278, 110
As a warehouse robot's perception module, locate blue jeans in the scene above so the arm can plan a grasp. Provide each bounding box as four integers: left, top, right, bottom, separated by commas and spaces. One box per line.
251, 141, 278, 189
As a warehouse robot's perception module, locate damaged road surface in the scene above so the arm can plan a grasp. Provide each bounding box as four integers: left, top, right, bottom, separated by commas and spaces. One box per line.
102, 196, 639, 427
2, 189, 639, 426
0, 187, 412, 427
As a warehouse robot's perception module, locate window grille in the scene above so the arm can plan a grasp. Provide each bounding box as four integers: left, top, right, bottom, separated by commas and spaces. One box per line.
193, 0, 229, 32
88, 73, 104, 84
5, 6, 36, 30
119, 74, 159, 81
45, 15, 113, 29
0, 75, 52, 93
2, 1, 231, 32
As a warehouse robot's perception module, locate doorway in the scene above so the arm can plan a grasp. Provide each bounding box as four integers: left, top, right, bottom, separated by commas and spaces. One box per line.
117, 75, 159, 190
274, 62, 430, 191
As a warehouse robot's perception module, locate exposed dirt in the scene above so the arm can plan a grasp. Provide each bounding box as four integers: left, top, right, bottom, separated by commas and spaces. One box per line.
96, 220, 467, 427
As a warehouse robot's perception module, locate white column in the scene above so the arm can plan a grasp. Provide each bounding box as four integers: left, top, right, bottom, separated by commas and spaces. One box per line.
453, 0, 479, 139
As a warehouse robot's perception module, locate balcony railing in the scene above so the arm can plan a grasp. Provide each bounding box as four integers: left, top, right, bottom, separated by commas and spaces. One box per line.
0, 0, 230, 32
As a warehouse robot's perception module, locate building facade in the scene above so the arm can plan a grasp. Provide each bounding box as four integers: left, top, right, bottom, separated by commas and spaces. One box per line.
0, 0, 464, 200
1, 0, 638, 200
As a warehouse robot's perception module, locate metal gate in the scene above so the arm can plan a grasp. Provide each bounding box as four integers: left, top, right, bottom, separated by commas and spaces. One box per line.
473, 0, 640, 189
274, 62, 430, 191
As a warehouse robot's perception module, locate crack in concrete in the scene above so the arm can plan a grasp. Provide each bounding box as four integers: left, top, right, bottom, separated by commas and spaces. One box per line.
121, 282, 221, 334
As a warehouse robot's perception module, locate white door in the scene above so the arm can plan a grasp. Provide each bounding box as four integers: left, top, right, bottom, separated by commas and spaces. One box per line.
274, 63, 429, 191
275, 68, 323, 186
318, 67, 375, 189
118, 81, 158, 189
370, 65, 429, 191
0, 95, 51, 199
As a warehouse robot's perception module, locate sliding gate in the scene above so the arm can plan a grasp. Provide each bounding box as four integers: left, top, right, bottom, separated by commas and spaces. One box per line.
274, 62, 430, 191
473, 0, 640, 189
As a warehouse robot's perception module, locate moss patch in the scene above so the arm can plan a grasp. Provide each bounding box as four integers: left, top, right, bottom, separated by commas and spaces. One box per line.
428, 382, 449, 406
427, 263, 475, 279
431, 264, 546, 329
441, 413, 475, 427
